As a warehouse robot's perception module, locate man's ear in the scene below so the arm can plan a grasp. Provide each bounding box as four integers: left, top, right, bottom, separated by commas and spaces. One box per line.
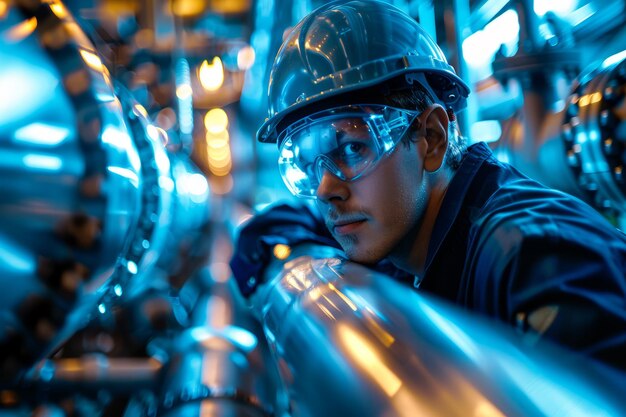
420, 104, 449, 172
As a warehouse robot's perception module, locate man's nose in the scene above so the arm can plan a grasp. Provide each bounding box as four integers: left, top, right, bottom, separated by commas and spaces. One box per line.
315, 164, 349, 202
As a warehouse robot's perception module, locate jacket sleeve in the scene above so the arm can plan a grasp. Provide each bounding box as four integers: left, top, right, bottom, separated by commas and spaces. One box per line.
468, 216, 626, 373
229, 201, 341, 297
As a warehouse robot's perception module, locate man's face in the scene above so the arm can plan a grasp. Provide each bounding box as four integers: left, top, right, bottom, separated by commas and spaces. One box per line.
315, 135, 429, 264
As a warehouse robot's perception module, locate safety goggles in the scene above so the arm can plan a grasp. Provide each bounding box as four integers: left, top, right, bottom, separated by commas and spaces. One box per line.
277, 104, 420, 198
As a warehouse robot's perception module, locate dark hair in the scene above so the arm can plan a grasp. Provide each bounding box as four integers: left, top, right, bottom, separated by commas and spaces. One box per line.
380, 82, 467, 170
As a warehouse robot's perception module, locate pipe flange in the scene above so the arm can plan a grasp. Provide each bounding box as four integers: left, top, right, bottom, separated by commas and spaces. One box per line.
561, 52, 626, 214
160, 384, 273, 416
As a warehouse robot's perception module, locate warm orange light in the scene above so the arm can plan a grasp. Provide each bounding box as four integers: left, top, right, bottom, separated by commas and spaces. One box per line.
473, 400, 507, 417
337, 323, 402, 397
207, 138, 229, 149
206, 130, 229, 143
7, 17, 37, 42
204, 108, 229, 133
0, 1, 7, 20
79, 49, 104, 72
170, 0, 205, 16
211, 166, 232, 177
198, 57, 224, 91
208, 153, 231, 165
273, 244, 291, 260
207, 139, 230, 154
590, 92, 602, 104
207, 134, 232, 176
209, 160, 232, 172
210, 165, 232, 176
579, 94, 590, 107
211, 0, 250, 14
49, 2, 69, 19
237, 46, 256, 70
327, 282, 357, 312
100, 0, 139, 14
308, 287, 323, 302
133, 103, 149, 119
363, 314, 395, 347
176, 84, 193, 100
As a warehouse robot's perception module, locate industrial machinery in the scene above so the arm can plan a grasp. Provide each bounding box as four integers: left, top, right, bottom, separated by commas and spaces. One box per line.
1, 0, 626, 416
486, 0, 626, 224
0, 1, 276, 415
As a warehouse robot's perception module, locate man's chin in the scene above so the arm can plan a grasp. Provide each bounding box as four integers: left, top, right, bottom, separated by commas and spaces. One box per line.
342, 246, 383, 266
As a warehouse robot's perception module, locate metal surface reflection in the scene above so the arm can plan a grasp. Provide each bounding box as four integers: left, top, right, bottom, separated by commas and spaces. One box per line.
157, 271, 276, 417
255, 246, 626, 417
487, 1, 626, 219
0, 0, 213, 388
0, 0, 140, 378
561, 51, 626, 212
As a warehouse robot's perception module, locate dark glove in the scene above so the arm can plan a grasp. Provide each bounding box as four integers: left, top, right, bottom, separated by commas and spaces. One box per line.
230, 201, 340, 297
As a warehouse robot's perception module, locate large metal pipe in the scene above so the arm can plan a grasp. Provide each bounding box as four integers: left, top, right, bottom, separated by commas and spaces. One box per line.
253, 245, 626, 417
0, 0, 213, 385
0, 0, 141, 379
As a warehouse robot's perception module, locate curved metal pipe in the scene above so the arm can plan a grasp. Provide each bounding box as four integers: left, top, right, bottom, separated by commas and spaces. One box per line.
253, 246, 626, 417
26, 356, 163, 394
0, 0, 141, 377
157, 269, 279, 417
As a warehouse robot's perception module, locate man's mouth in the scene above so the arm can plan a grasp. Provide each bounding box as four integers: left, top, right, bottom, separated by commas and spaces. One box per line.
331, 217, 367, 235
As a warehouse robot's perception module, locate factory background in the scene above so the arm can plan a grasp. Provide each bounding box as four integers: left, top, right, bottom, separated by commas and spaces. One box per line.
1, 0, 625, 415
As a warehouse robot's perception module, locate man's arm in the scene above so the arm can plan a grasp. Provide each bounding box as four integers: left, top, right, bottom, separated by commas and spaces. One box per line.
468, 225, 626, 372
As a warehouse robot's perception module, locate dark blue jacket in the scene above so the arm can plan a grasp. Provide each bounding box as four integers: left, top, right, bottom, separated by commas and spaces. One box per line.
231, 142, 626, 371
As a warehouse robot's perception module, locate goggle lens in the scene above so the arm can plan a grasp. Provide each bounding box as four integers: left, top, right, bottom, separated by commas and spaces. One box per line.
278, 105, 418, 198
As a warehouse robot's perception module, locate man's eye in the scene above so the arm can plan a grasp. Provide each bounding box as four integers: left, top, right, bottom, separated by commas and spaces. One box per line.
341, 142, 365, 157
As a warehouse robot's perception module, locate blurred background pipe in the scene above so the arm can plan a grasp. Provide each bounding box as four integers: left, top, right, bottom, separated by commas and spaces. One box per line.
156, 268, 279, 417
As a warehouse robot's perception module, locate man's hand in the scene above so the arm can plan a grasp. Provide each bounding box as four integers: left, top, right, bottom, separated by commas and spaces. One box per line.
230, 202, 340, 297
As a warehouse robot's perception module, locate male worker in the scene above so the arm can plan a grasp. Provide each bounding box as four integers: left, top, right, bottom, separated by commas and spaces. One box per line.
231, 0, 626, 372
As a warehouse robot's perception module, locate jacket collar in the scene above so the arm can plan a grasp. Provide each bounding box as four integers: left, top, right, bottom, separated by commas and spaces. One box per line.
423, 141, 492, 274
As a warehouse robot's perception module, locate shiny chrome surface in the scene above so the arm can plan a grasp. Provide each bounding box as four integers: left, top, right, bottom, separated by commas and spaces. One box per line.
0, 2, 214, 380
158, 270, 277, 417
156, 154, 211, 287
0, 0, 141, 376
561, 51, 626, 212
110, 87, 174, 299
28, 356, 163, 394
255, 248, 626, 417
2, 0, 626, 415
497, 50, 626, 215
489, 1, 626, 216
